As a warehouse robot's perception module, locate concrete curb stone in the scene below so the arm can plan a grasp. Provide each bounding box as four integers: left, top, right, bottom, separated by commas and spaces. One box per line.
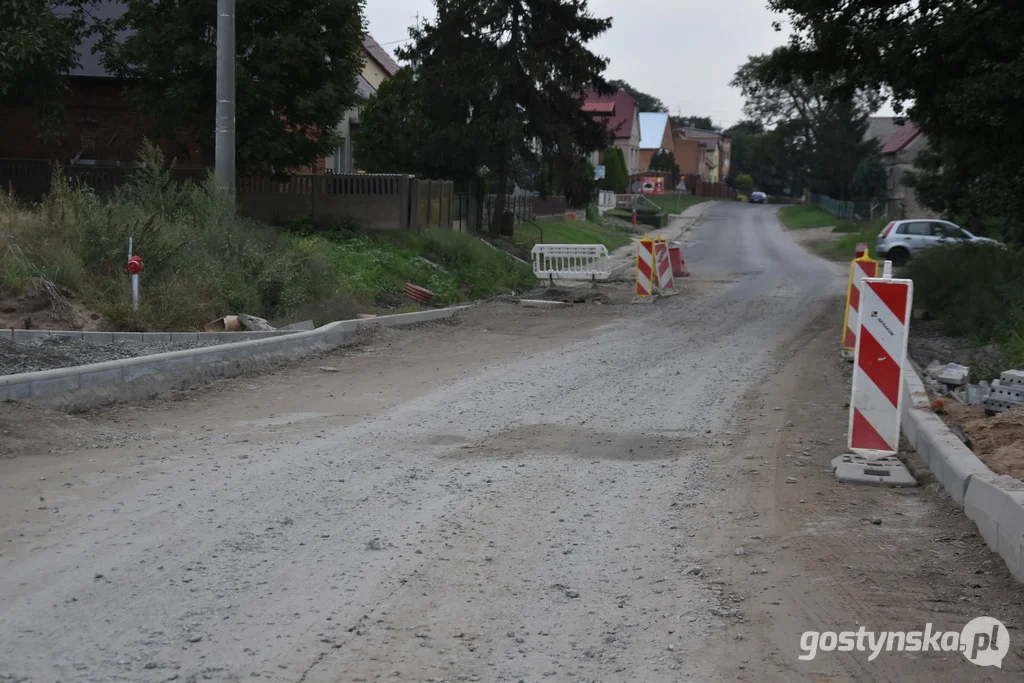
0, 306, 468, 410
902, 361, 1024, 582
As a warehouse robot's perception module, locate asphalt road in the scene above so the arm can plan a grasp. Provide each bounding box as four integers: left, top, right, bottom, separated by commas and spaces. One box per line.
1, 202, 850, 682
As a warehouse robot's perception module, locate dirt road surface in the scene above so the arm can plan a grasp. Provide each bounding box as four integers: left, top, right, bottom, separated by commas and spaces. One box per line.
3, 202, 1023, 682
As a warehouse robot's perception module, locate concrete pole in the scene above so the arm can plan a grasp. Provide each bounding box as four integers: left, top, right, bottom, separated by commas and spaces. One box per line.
215, 0, 236, 194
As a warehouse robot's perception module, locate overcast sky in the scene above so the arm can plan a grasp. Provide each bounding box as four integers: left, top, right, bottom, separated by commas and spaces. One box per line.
364, 0, 798, 129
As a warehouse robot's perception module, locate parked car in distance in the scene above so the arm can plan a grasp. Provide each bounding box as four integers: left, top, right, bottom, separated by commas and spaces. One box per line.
876, 219, 1003, 265
749, 191, 767, 204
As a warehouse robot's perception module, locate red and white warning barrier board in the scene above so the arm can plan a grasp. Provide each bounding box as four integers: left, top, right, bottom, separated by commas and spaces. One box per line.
848, 274, 913, 459
636, 236, 654, 297
842, 254, 878, 351
653, 239, 674, 291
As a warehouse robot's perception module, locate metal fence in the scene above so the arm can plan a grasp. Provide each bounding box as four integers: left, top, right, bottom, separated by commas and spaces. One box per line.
808, 192, 889, 222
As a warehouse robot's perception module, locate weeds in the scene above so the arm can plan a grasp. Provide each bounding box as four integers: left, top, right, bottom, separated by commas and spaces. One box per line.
0, 144, 535, 330
909, 243, 1024, 368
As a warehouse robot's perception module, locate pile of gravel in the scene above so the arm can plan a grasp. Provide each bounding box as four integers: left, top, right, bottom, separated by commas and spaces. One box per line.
0, 336, 223, 376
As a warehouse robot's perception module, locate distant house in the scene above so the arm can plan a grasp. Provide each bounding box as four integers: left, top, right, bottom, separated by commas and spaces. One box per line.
673, 127, 730, 183
867, 118, 935, 219
638, 113, 673, 170
0, 0, 203, 170
323, 36, 402, 174
584, 90, 642, 174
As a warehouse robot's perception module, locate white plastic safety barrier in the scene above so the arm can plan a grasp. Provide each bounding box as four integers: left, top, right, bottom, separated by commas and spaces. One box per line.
531, 244, 611, 282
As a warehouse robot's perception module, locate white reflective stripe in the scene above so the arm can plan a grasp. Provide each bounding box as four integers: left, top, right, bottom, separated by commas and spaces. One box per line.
849, 364, 900, 454
531, 244, 611, 280
654, 243, 674, 289
858, 282, 907, 367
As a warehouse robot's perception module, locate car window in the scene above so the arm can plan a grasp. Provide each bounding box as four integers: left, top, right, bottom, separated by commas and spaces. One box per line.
931, 222, 964, 238
902, 222, 931, 236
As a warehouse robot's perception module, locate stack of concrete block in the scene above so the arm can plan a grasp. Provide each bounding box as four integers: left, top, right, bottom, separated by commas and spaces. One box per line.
983, 370, 1024, 414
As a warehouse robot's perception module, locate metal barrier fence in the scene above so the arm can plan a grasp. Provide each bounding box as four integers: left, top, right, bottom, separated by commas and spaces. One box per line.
531, 244, 611, 282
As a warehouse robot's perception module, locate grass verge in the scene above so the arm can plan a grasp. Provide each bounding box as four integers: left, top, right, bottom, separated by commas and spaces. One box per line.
0, 144, 535, 331
640, 193, 705, 215
513, 218, 636, 253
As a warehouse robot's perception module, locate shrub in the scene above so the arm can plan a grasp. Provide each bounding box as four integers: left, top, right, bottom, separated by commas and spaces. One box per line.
599, 148, 629, 194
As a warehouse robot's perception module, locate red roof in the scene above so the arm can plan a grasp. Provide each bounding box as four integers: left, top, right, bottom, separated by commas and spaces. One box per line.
881, 122, 921, 154
364, 36, 400, 77
584, 90, 638, 139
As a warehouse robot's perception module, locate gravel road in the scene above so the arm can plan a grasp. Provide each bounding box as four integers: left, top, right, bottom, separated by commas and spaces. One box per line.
4, 203, 1020, 682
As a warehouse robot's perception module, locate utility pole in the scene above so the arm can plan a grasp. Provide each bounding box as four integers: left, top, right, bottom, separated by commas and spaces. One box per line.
215, 0, 236, 194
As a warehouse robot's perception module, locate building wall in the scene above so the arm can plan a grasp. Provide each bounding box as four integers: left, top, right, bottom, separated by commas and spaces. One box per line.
703, 146, 719, 183
885, 134, 938, 219
361, 56, 391, 90
718, 137, 731, 182
673, 137, 702, 176
0, 78, 202, 168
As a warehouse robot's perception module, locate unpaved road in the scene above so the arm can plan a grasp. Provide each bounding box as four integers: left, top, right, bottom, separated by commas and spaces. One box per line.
2, 202, 1023, 682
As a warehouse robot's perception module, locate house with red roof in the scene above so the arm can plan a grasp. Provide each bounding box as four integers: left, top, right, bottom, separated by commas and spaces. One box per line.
583, 90, 641, 174
867, 118, 935, 218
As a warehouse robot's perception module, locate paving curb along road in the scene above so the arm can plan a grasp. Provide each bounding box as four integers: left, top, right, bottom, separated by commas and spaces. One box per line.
902, 362, 1024, 581
0, 306, 468, 412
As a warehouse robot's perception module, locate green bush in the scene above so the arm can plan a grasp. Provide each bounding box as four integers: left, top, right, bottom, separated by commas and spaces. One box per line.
909, 243, 1024, 348
599, 147, 629, 194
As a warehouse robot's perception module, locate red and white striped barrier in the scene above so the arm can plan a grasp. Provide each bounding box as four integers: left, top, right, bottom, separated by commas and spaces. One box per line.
848, 263, 913, 459
653, 237, 674, 291
636, 235, 654, 297
842, 252, 879, 352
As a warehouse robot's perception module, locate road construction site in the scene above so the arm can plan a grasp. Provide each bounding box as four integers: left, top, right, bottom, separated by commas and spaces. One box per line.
2, 202, 1023, 682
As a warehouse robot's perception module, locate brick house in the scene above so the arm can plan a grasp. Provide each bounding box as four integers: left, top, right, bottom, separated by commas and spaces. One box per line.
0, 1, 202, 170
673, 127, 731, 183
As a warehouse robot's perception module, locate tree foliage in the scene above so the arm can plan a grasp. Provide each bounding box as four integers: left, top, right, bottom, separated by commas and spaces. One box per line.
402, 1, 613, 236
0, 1, 94, 136
354, 67, 432, 175
763, 0, 1024, 240
100, 0, 366, 172
599, 147, 628, 194
734, 173, 754, 193
670, 115, 717, 131
649, 149, 680, 185
731, 52, 882, 199
607, 79, 667, 113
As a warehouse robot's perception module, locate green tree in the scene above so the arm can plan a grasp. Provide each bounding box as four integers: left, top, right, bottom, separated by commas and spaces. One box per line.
599, 147, 628, 194
0, 1, 95, 136
723, 120, 764, 185
649, 149, 680, 185
734, 173, 754, 193
763, 0, 1024, 240
354, 67, 427, 174
100, 0, 366, 172
607, 79, 667, 113
670, 115, 718, 131
402, 0, 613, 237
732, 52, 881, 199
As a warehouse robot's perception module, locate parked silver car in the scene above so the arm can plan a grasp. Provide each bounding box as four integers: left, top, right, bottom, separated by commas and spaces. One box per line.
875, 219, 1003, 265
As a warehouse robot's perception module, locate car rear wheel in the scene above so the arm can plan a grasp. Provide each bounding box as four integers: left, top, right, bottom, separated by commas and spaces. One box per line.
886, 247, 910, 266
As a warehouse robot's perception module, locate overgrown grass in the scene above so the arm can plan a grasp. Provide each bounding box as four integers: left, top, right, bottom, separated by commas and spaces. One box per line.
0, 143, 534, 330
778, 205, 836, 230
513, 218, 636, 253
640, 193, 705, 215
908, 243, 1024, 369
